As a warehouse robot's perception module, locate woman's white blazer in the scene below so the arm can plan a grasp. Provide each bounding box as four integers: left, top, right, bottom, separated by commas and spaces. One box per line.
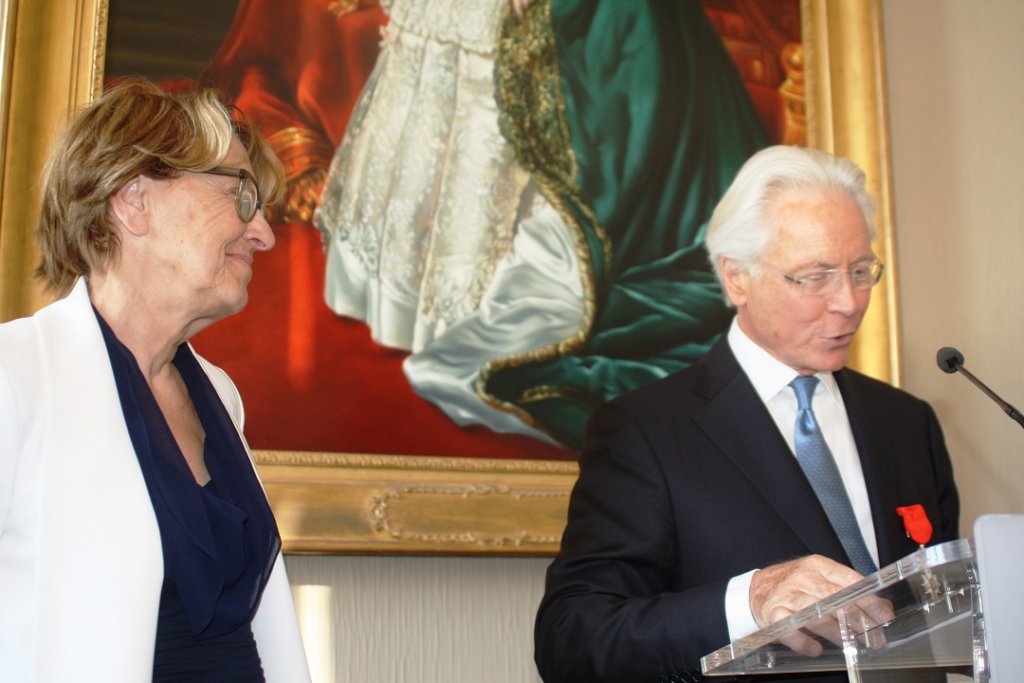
0, 279, 311, 682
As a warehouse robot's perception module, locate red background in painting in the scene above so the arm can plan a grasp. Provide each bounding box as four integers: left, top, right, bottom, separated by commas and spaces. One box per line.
191, 221, 573, 459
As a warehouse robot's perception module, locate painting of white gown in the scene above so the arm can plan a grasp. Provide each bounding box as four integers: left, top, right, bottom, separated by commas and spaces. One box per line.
313, 0, 582, 445
314, 0, 778, 448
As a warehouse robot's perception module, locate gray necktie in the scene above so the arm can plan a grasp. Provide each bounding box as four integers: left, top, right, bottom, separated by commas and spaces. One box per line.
790, 376, 877, 576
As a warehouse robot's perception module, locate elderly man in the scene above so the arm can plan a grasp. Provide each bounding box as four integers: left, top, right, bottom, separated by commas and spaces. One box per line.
534, 146, 959, 682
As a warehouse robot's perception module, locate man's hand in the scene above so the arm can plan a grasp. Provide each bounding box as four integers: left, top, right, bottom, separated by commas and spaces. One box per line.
749, 555, 893, 656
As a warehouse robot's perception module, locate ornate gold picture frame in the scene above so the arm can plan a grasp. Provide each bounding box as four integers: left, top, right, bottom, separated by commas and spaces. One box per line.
0, 0, 896, 555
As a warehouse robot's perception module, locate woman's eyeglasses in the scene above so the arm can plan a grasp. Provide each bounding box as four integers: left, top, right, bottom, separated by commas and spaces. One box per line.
202, 166, 263, 222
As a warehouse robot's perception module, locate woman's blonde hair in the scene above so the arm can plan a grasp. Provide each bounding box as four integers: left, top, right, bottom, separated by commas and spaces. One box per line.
35, 77, 285, 295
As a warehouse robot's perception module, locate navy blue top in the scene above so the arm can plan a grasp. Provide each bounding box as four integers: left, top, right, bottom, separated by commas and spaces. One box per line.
95, 310, 280, 680
152, 572, 264, 681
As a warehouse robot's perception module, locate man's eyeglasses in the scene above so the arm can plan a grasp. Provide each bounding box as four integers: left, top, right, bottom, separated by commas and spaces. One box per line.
761, 258, 885, 297
202, 166, 263, 223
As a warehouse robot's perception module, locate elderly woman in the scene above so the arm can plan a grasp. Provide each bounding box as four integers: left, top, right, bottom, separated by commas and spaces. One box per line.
0, 80, 311, 682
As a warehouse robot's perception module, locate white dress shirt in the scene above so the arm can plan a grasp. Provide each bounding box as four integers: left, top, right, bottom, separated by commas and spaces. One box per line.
723, 317, 879, 640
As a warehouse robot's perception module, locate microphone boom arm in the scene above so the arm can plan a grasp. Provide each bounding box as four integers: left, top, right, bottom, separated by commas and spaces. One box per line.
937, 347, 1024, 430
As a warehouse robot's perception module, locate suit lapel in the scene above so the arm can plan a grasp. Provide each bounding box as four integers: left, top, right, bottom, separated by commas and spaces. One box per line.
691, 341, 849, 563
835, 370, 906, 566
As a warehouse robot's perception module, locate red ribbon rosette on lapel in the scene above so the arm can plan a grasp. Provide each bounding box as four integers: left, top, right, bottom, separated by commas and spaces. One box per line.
896, 504, 933, 545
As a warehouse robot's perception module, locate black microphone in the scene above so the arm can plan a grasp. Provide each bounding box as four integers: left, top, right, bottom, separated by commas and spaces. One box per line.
936, 346, 1024, 430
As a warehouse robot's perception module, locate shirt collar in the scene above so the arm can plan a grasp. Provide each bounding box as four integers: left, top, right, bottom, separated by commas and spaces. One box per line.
726, 316, 841, 405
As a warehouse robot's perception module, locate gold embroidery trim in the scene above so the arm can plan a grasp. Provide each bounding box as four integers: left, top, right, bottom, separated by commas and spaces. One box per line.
327, 0, 360, 18
265, 126, 335, 181
478, 0, 613, 432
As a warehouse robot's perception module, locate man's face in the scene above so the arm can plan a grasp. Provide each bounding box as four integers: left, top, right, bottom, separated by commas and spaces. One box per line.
721, 187, 875, 375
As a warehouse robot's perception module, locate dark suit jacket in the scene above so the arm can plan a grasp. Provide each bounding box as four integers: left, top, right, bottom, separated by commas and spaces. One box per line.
534, 338, 960, 682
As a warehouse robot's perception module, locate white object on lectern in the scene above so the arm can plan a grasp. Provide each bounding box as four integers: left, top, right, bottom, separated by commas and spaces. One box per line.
974, 513, 1024, 682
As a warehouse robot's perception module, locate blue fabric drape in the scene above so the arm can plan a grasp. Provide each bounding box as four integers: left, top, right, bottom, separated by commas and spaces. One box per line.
96, 310, 280, 639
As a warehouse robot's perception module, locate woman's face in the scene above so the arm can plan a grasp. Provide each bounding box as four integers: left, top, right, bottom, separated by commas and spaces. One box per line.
144, 138, 275, 323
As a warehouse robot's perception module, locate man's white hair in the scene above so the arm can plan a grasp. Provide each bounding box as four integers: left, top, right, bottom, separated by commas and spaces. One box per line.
705, 145, 877, 298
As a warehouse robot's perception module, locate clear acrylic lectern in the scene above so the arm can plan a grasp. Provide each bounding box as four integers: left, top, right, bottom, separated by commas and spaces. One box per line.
701, 538, 985, 681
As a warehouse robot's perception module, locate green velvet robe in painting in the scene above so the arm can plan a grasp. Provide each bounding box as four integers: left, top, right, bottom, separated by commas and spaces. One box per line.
484, 0, 770, 447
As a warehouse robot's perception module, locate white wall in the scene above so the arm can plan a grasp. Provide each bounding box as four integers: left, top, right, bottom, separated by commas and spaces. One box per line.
286, 556, 547, 682
883, 0, 1024, 530
285, 3, 1024, 680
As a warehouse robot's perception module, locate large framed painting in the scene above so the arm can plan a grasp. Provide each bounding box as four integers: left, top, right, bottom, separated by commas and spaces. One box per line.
0, 0, 897, 554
